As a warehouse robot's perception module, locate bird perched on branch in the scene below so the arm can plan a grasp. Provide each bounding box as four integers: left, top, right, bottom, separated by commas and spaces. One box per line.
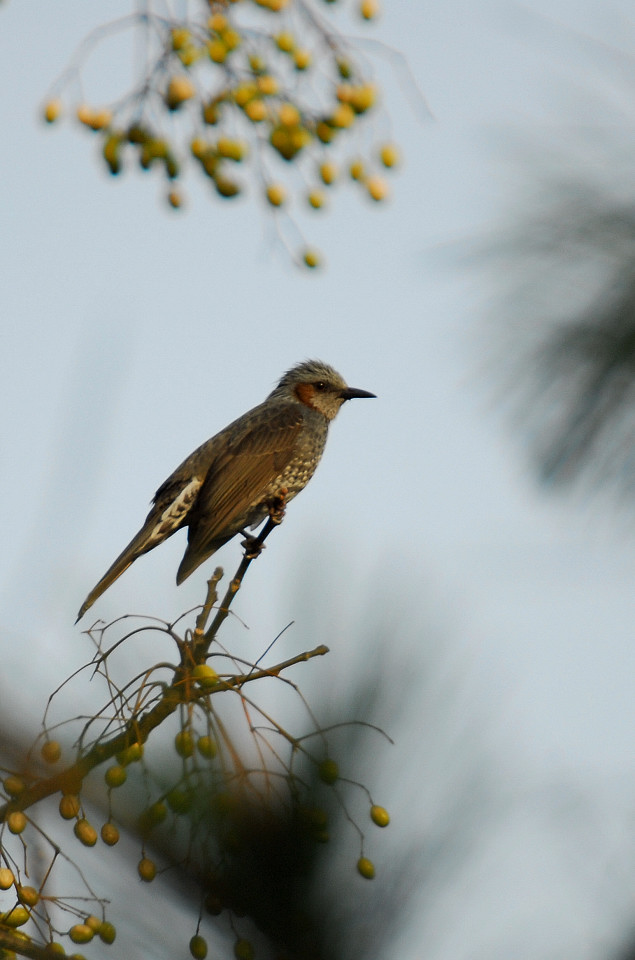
76, 360, 375, 622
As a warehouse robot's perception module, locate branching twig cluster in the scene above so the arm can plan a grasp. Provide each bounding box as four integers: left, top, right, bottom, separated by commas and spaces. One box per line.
0, 517, 390, 960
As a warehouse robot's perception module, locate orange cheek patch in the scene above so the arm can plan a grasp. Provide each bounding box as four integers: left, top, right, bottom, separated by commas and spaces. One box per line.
294, 383, 316, 408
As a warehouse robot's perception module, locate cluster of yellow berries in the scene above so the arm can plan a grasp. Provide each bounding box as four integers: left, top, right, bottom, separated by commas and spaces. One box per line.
316, 757, 390, 880
41, 0, 398, 266
187, 934, 256, 960
0, 864, 115, 951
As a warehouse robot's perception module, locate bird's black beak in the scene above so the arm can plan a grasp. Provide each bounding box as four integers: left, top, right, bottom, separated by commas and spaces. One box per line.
340, 386, 376, 401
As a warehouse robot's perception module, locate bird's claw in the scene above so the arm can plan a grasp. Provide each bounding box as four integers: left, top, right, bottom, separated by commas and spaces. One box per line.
268, 489, 288, 525
241, 533, 265, 559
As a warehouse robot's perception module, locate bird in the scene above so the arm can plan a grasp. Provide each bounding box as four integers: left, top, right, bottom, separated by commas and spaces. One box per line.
76, 360, 375, 622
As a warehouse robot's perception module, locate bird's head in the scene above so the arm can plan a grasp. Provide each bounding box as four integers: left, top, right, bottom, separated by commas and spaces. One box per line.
271, 360, 376, 420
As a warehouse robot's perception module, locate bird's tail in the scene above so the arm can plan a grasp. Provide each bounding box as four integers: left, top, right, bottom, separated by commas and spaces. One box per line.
175, 533, 231, 585
75, 526, 157, 623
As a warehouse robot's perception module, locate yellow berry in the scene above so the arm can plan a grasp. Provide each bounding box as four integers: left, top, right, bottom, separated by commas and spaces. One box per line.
307, 806, 328, 827
331, 103, 355, 128
4, 776, 25, 797
216, 138, 246, 161
318, 758, 339, 784
85, 916, 102, 933
116, 742, 143, 765
126, 124, 146, 145
249, 54, 266, 73
197, 735, 217, 759
293, 49, 312, 70
303, 249, 321, 269
77, 104, 111, 130
7, 811, 27, 834
275, 31, 295, 52
349, 159, 365, 181
43, 99, 62, 123
104, 765, 127, 789
319, 161, 338, 185
0, 907, 29, 928
69, 924, 94, 944
370, 804, 390, 827
41, 740, 62, 764
308, 190, 325, 209
207, 39, 227, 63
178, 45, 201, 67
222, 28, 241, 51
234, 939, 254, 960
202, 101, 220, 125
145, 801, 168, 827
0, 868, 15, 889
278, 103, 301, 127
138, 857, 156, 882
167, 190, 183, 209
380, 143, 399, 167
101, 822, 120, 846
16, 885, 39, 907
102, 133, 122, 175
175, 730, 195, 758
257, 74, 278, 96
208, 13, 227, 31
59, 794, 81, 820
76, 104, 94, 126
270, 125, 310, 160
360, 0, 380, 19
167, 788, 191, 814
74, 818, 98, 847
357, 856, 375, 879
99, 921, 117, 944
190, 934, 208, 959
190, 137, 208, 158
192, 664, 220, 688
266, 183, 286, 207
165, 76, 195, 109
171, 27, 191, 50
90, 108, 113, 130
234, 82, 257, 107
349, 84, 376, 113
245, 99, 267, 122
215, 176, 241, 198
316, 121, 336, 144
366, 175, 388, 201
46, 941, 66, 954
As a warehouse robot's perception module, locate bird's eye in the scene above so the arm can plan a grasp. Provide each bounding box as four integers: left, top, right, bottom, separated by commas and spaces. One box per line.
314, 381, 327, 391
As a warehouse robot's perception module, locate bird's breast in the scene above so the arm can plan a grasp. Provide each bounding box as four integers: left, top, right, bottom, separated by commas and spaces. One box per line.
250, 414, 329, 518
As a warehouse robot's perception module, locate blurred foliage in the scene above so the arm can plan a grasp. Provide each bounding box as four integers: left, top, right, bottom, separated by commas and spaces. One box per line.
484, 180, 635, 494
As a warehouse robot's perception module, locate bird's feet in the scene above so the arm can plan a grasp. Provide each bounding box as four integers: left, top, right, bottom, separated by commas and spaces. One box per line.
240, 532, 265, 559
268, 488, 288, 525
240, 490, 288, 558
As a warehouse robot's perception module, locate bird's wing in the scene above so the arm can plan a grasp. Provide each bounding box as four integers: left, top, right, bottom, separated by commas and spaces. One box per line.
76, 475, 203, 622
177, 404, 305, 580
147, 474, 203, 544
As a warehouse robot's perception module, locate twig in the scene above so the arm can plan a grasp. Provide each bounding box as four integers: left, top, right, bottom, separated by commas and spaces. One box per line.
194, 512, 283, 657
193, 567, 224, 637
